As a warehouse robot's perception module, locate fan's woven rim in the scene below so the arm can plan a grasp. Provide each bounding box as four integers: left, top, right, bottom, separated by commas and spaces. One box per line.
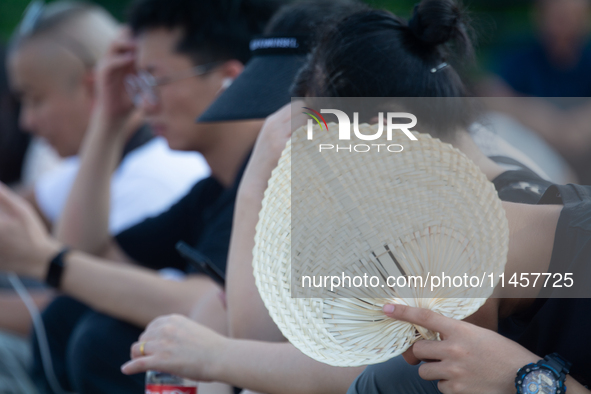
253, 123, 509, 367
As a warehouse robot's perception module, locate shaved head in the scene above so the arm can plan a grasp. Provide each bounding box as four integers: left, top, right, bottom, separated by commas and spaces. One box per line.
10, 2, 119, 70
7, 2, 120, 157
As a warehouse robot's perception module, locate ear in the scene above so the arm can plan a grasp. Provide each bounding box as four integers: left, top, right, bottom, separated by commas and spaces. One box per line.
219, 59, 244, 80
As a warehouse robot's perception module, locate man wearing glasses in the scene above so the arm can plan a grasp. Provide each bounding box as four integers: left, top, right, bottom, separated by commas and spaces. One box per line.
0, 0, 280, 392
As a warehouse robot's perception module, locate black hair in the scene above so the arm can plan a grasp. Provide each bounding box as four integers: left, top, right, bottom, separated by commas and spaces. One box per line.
263, 0, 365, 37
293, 0, 476, 136
127, 0, 283, 65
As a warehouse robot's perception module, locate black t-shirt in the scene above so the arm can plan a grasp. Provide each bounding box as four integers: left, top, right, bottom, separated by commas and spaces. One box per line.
115, 153, 250, 275
499, 184, 591, 386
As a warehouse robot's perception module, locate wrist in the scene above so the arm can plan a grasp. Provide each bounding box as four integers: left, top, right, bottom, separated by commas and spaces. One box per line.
207, 335, 232, 382
29, 240, 62, 280
91, 105, 132, 139
515, 353, 568, 394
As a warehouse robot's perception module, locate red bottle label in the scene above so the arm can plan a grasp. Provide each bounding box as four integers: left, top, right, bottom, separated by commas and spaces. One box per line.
145, 384, 197, 394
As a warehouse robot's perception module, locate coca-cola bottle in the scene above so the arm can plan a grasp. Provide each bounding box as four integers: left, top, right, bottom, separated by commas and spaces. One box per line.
145, 370, 198, 394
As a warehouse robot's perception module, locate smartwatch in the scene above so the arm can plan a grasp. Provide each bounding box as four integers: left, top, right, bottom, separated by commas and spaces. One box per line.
45, 248, 70, 289
515, 353, 572, 394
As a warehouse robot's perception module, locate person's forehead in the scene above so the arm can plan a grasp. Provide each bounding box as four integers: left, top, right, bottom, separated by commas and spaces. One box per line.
135, 27, 193, 72
8, 39, 77, 92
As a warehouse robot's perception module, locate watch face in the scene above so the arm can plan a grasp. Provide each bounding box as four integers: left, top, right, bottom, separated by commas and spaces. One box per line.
520, 369, 558, 394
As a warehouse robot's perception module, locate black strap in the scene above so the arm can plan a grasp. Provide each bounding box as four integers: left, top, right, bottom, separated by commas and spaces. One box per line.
538, 183, 591, 207
45, 248, 70, 289
543, 353, 572, 375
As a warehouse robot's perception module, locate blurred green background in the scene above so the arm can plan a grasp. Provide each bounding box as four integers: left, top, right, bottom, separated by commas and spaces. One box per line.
0, 0, 539, 72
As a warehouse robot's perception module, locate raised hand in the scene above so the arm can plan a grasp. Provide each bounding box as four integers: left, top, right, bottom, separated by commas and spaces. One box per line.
94, 27, 138, 128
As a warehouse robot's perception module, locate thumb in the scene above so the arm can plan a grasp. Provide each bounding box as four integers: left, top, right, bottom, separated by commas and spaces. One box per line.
121, 356, 156, 375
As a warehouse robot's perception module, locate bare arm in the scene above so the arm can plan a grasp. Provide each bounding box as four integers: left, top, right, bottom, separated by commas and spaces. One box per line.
123, 315, 364, 394
226, 187, 284, 340
499, 202, 562, 300
226, 103, 306, 340
0, 181, 218, 328
213, 340, 364, 394
53, 109, 136, 257
54, 31, 140, 259
25, 247, 217, 327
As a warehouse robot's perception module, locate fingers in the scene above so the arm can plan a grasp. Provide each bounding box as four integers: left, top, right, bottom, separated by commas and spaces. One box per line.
411, 338, 449, 361
109, 27, 136, 55
130, 315, 179, 359
402, 345, 421, 365
383, 304, 456, 337
418, 361, 449, 381
121, 355, 157, 375
130, 341, 149, 359
101, 53, 136, 79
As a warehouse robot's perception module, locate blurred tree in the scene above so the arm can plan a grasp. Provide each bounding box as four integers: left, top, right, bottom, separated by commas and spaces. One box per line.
0, 0, 130, 41
0, 0, 553, 74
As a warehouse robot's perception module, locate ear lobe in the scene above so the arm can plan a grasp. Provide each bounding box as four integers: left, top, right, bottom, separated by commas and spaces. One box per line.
223, 59, 244, 79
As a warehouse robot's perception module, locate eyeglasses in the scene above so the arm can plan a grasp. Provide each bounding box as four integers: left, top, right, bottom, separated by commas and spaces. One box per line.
125, 62, 221, 107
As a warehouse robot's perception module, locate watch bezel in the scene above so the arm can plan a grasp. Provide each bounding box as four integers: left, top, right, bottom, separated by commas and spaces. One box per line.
515, 361, 566, 394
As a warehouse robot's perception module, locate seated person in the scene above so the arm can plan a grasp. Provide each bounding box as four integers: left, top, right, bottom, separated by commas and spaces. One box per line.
0, 3, 207, 390
0, 0, 280, 392
118, 2, 591, 394
7, 1, 208, 232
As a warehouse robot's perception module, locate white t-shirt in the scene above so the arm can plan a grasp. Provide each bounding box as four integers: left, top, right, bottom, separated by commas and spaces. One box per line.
35, 137, 210, 234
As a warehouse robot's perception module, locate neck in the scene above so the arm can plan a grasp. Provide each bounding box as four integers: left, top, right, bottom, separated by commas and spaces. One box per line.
201, 120, 263, 187
441, 131, 506, 182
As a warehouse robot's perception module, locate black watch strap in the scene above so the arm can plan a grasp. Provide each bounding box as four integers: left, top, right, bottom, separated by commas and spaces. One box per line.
542, 353, 572, 375
45, 248, 70, 289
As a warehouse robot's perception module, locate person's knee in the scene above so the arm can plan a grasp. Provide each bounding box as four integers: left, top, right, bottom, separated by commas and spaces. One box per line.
66, 312, 144, 393
348, 356, 440, 394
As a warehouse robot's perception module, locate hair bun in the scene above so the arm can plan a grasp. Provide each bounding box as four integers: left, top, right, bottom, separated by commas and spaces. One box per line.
407, 0, 464, 47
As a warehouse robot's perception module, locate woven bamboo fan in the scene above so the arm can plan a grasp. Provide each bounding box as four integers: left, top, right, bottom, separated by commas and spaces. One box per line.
252, 122, 509, 367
